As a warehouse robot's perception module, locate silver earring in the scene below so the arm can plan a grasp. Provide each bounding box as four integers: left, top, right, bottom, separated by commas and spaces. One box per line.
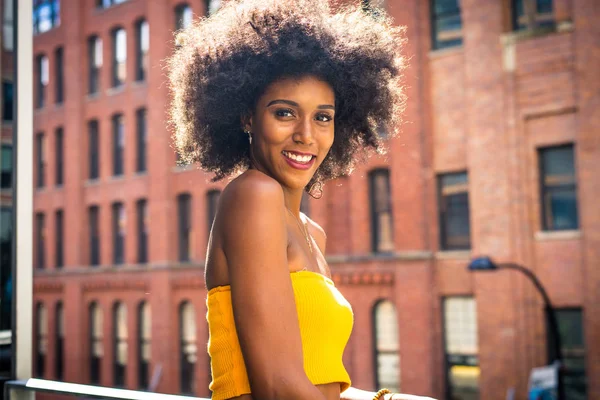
245, 129, 252, 145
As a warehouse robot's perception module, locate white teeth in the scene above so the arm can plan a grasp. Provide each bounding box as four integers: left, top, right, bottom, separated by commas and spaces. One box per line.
283, 151, 313, 164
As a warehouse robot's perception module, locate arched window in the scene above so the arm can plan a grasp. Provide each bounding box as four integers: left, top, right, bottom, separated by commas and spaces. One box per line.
137, 301, 151, 389
175, 4, 192, 30
89, 302, 103, 384
373, 300, 400, 391
55, 302, 64, 380
179, 301, 196, 394
35, 302, 47, 378
113, 302, 128, 387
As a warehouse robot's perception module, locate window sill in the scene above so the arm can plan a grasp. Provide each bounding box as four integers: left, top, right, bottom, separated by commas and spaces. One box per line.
86, 92, 101, 101
84, 178, 101, 187
172, 164, 195, 173
434, 250, 472, 260
500, 21, 573, 47
428, 45, 464, 59
327, 250, 433, 264
106, 84, 127, 96
131, 80, 147, 88
535, 229, 581, 241
94, 0, 131, 14
109, 175, 126, 182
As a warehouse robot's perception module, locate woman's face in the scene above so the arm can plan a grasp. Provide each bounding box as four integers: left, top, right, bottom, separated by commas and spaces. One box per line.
246, 75, 335, 191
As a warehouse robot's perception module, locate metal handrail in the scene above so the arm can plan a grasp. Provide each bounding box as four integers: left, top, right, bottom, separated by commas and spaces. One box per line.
4, 379, 209, 400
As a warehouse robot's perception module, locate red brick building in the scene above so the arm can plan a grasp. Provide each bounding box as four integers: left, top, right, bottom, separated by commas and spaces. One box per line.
30, 0, 599, 399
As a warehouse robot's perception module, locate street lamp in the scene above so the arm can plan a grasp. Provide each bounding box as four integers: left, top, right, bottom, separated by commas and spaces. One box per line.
467, 256, 564, 400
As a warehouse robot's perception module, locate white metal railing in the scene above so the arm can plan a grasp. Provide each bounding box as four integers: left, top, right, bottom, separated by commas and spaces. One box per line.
4, 379, 209, 400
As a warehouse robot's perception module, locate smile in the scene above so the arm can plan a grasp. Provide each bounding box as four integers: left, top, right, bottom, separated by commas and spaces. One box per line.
282, 151, 316, 170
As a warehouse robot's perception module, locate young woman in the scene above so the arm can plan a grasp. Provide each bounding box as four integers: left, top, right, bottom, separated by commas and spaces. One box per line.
168, 1, 433, 399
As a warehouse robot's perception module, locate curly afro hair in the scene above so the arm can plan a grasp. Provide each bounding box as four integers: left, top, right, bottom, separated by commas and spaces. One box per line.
168, 0, 406, 188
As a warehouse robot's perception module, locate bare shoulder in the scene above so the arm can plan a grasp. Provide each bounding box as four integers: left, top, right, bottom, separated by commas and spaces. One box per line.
304, 214, 327, 254
220, 170, 285, 213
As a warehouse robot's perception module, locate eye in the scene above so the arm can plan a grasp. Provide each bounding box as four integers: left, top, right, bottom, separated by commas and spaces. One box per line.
315, 113, 333, 123
274, 108, 295, 118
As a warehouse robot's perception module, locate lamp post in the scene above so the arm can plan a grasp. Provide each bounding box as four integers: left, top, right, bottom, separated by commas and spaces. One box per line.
467, 256, 564, 400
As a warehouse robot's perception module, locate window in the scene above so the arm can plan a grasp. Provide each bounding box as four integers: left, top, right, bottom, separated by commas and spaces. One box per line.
539, 145, 578, 231
112, 114, 125, 176
55, 302, 64, 380
179, 301, 196, 394
136, 199, 148, 263
206, 190, 220, 235
36, 54, 49, 108
33, 0, 60, 35
36, 133, 46, 188
112, 28, 126, 87
431, 0, 462, 50
89, 302, 103, 385
36, 212, 46, 269
368, 169, 394, 253
55, 209, 63, 268
553, 309, 587, 399
178, 194, 192, 262
113, 302, 128, 387
138, 302, 151, 389
0, 207, 12, 333
443, 297, 479, 400
2, 0, 14, 50
1, 144, 12, 189
513, 0, 554, 31
206, 0, 221, 15
136, 108, 146, 172
89, 206, 100, 266
112, 202, 125, 265
88, 36, 102, 94
35, 303, 48, 377
438, 172, 470, 250
97, 0, 129, 9
135, 20, 149, 81
175, 4, 193, 30
373, 300, 400, 391
55, 127, 63, 186
2, 80, 13, 121
55, 47, 64, 103
89, 120, 100, 180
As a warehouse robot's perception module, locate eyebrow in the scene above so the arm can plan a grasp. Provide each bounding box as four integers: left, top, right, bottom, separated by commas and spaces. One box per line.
266, 99, 335, 111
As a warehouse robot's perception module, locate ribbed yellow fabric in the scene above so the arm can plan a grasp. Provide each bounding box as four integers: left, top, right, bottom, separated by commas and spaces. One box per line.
206, 270, 353, 400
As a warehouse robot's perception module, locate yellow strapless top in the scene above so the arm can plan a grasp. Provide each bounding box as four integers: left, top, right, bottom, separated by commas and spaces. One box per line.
206, 270, 353, 400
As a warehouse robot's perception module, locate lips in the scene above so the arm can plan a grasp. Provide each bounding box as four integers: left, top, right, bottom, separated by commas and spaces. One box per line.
282, 150, 316, 170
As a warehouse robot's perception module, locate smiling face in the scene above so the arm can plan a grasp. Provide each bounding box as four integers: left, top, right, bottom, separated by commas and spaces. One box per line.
245, 75, 336, 191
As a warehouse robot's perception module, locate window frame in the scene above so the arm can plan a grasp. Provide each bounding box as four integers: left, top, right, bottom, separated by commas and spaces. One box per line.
33, 0, 60, 35
134, 19, 148, 82
177, 193, 192, 262
175, 3, 192, 31
88, 120, 100, 180
36, 132, 45, 187
538, 144, 579, 232
54, 209, 63, 268
113, 301, 128, 387
430, 0, 463, 50
111, 27, 126, 87
2, 80, 14, 122
1, 143, 13, 189
368, 169, 394, 254
112, 113, 124, 176
89, 205, 100, 266
55, 126, 63, 186
137, 301, 151, 390
136, 198, 148, 264
36, 212, 45, 269
135, 108, 146, 173
54, 46, 64, 104
112, 202, 125, 265
36, 54, 48, 108
55, 302, 64, 380
437, 171, 471, 251
88, 35, 102, 94
372, 299, 400, 391
35, 302, 47, 378
179, 301, 196, 395
512, 0, 555, 31
89, 302, 103, 385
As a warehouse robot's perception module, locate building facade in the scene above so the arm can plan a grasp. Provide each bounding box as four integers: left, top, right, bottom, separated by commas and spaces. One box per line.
31, 0, 599, 399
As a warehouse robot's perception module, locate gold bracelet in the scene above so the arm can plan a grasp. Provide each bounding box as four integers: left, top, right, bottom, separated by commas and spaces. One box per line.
373, 388, 391, 400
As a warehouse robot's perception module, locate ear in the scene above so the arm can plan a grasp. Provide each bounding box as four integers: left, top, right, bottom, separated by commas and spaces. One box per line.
240, 113, 253, 132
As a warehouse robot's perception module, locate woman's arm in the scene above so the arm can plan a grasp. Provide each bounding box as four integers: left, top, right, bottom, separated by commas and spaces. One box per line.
220, 172, 328, 400
341, 387, 436, 400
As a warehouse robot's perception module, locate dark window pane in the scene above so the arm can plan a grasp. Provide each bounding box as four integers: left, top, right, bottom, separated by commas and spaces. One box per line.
112, 203, 125, 264
1, 144, 12, 189
206, 190, 220, 235
55, 47, 64, 103
136, 108, 146, 172
369, 169, 394, 253
178, 194, 191, 262
36, 303, 47, 377
438, 172, 471, 250
55, 127, 63, 186
55, 210, 63, 268
137, 199, 148, 263
88, 36, 101, 94
55, 303, 64, 380
89, 303, 102, 384
113, 303, 127, 387
2, 81, 13, 121
36, 213, 46, 269
431, 0, 462, 50
175, 4, 192, 31
89, 120, 99, 180
179, 302, 196, 394
540, 145, 578, 231
89, 206, 100, 266
112, 114, 124, 176
36, 133, 45, 188
138, 302, 151, 389
555, 309, 587, 400
135, 21, 148, 81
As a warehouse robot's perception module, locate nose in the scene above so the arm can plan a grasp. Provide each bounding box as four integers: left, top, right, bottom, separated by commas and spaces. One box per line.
293, 117, 314, 145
